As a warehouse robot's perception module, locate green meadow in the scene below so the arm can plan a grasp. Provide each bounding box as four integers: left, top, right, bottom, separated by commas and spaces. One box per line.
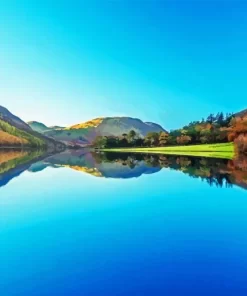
102, 142, 235, 159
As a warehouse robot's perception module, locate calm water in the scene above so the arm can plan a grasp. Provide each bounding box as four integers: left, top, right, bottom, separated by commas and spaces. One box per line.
1, 150, 247, 295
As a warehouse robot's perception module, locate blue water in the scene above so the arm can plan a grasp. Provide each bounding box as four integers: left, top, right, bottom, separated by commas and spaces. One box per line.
1, 151, 247, 295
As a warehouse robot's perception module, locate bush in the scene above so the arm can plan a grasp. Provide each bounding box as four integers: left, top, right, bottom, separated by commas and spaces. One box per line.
235, 134, 247, 154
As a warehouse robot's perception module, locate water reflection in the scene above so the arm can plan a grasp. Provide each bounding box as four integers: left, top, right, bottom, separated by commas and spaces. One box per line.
29, 150, 162, 179
1, 149, 247, 190
0, 149, 45, 188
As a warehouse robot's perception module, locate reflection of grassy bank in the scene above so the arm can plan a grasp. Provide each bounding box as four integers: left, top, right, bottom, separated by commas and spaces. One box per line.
102, 143, 235, 160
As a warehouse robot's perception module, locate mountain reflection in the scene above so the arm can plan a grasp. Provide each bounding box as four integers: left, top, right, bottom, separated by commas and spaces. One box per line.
1, 149, 247, 190
29, 150, 162, 179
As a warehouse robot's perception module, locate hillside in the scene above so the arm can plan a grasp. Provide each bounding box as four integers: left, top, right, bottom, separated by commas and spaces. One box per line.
0, 118, 46, 148
43, 117, 166, 146
0, 106, 65, 150
0, 105, 31, 131
235, 109, 247, 119
0, 130, 29, 146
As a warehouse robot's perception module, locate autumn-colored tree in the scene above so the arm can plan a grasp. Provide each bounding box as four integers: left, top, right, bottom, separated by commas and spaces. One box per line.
176, 135, 192, 145
226, 116, 247, 143
234, 134, 247, 154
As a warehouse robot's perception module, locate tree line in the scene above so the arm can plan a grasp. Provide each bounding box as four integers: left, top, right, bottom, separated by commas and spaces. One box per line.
92, 129, 170, 148
92, 112, 247, 153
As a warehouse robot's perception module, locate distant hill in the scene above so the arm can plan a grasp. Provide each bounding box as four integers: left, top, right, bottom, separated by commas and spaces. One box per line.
27, 121, 51, 133
49, 125, 65, 130
43, 117, 166, 146
27, 121, 64, 133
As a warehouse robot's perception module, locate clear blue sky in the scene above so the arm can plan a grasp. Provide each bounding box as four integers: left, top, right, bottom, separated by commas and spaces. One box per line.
0, 0, 246, 130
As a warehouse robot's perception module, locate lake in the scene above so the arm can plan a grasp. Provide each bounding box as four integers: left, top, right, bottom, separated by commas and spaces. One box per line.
1, 149, 247, 295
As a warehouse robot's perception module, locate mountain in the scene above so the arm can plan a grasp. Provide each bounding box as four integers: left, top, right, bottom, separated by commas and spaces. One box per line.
49, 125, 65, 130
27, 121, 64, 133
0, 105, 31, 131
43, 117, 166, 146
0, 105, 65, 150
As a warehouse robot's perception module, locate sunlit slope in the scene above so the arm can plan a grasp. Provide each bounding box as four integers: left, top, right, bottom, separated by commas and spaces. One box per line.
44, 117, 166, 146
0, 119, 46, 147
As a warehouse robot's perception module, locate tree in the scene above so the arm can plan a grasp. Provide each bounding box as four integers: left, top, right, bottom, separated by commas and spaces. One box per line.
135, 138, 144, 147
144, 132, 159, 147
176, 135, 192, 145
166, 129, 181, 145
215, 129, 228, 142
105, 137, 119, 148
119, 138, 129, 147
200, 129, 211, 144
217, 112, 224, 125
159, 132, 169, 146
128, 130, 137, 143
207, 114, 215, 124
92, 136, 107, 148
234, 134, 247, 153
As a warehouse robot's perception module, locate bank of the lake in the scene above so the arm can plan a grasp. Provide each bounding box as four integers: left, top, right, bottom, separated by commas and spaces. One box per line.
102, 142, 235, 159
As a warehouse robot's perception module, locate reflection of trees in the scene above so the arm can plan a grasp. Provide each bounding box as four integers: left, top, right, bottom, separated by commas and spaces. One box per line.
91, 152, 143, 169
227, 154, 247, 189
141, 154, 234, 188
94, 152, 247, 190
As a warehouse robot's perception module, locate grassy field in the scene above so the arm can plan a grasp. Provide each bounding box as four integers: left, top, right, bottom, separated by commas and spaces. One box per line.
102, 143, 235, 159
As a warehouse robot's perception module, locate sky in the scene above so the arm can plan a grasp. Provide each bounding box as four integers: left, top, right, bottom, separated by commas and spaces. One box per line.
0, 0, 246, 130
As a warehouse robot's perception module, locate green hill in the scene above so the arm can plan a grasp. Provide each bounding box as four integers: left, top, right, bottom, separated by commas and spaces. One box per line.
0, 118, 45, 148
0, 106, 65, 150
27, 121, 51, 133
27, 121, 65, 133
